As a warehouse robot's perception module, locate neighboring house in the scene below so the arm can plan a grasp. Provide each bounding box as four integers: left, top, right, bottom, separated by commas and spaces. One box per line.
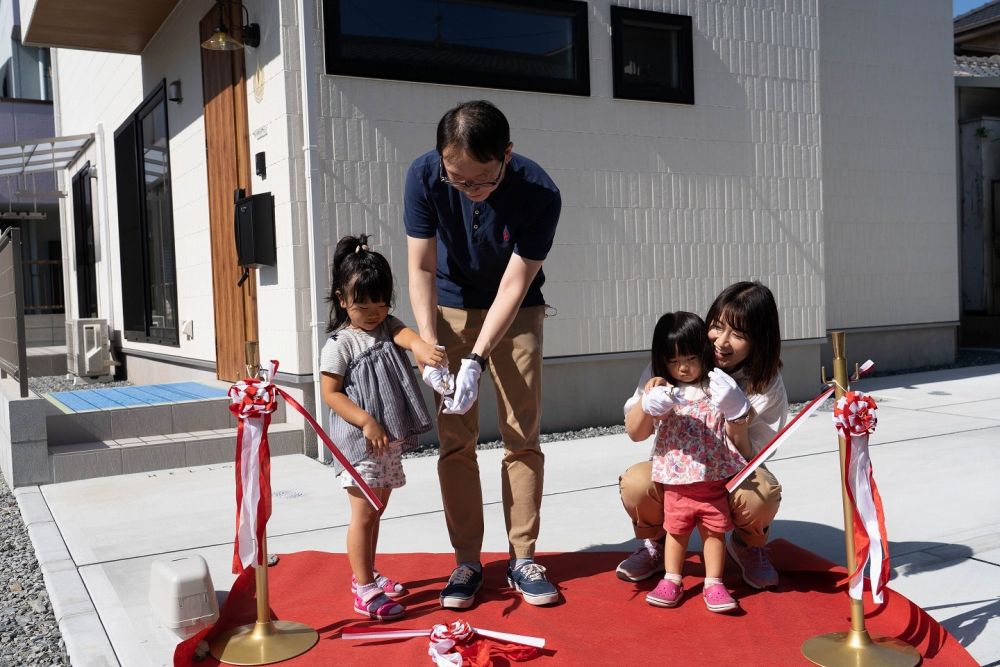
17, 0, 958, 441
955, 1, 1000, 346
0, 0, 65, 348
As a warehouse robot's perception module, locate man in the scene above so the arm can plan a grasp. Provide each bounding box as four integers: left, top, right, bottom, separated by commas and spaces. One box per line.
404, 100, 561, 609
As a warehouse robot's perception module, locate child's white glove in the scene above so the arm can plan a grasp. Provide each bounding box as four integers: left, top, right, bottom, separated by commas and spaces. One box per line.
442, 358, 481, 415
708, 368, 750, 420
641, 386, 687, 417
422, 363, 455, 396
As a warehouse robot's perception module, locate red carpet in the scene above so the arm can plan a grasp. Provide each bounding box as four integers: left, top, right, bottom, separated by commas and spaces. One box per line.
176, 540, 974, 665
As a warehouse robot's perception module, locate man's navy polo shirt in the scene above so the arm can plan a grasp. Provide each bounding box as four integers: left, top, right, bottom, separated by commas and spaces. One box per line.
403, 150, 561, 310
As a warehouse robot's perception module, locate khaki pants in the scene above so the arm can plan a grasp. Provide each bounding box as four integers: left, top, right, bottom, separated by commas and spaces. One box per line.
436, 305, 545, 563
618, 460, 781, 547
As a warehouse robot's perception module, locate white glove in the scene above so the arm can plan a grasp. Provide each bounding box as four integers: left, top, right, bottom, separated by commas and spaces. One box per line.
641, 385, 687, 417
422, 363, 455, 396
708, 368, 750, 420
442, 358, 482, 415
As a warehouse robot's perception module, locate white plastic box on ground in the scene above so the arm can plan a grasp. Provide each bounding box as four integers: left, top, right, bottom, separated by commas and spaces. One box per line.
148, 555, 219, 639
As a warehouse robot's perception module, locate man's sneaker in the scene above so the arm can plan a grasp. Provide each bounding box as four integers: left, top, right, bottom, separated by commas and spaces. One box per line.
440, 565, 483, 609
616, 543, 664, 582
727, 539, 779, 589
507, 562, 559, 606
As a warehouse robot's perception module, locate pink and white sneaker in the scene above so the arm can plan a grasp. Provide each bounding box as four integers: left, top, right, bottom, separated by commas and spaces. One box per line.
645, 578, 684, 608
702, 583, 738, 613
352, 573, 408, 599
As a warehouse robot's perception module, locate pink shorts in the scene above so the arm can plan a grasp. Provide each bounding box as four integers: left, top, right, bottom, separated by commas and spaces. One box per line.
662, 480, 733, 535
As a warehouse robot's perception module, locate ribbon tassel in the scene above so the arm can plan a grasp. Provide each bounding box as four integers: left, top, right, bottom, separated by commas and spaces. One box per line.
229, 359, 383, 574
834, 391, 890, 604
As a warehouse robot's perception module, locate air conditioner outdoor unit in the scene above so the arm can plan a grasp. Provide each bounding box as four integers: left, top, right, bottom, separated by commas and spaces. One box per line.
66, 318, 113, 377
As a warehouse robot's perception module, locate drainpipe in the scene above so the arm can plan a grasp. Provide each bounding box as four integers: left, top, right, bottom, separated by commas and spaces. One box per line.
296, 0, 328, 460
95, 122, 117, 334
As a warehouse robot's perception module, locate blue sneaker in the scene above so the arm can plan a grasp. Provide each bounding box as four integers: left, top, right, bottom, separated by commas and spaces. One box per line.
440, 565, 483, 609
507, 562, 559, 606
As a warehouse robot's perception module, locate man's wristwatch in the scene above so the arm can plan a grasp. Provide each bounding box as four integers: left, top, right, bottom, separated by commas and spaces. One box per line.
465, 352, 487, 371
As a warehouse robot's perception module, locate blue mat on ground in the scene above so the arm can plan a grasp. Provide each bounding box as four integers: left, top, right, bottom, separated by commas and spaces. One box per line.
47, 382, 228, 413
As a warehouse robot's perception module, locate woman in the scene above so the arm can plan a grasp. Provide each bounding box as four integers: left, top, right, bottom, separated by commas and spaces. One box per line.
616, 281, 788, 590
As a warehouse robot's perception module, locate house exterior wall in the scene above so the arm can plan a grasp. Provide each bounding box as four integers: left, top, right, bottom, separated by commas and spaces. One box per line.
818, 0, 958, 366
306, 0, 826, 415
53, 0, 311, 381
52, 48, 141, 336
49, 0, 959, 434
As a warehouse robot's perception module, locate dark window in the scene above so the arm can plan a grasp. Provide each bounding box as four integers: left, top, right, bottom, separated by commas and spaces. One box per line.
114, 81, 179, 345
71, 163, 98, 319
611, 6, 693, 104
323, 0, 590, 96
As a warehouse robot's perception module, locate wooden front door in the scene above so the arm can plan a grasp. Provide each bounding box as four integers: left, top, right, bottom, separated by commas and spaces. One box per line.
200, 7, 257, 381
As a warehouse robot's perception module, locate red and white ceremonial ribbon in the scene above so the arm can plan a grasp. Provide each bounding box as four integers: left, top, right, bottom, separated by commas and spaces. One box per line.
229, 360, 279, 573
726, 359, 874, 493
229, 359, 383, 573
273, 386, 382, 512
342, 618, 545, 666
835, 391, 890, 604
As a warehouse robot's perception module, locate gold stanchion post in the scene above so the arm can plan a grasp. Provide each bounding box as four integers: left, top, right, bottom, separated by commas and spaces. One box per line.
209, 341, 318, 665
801, 331, 920, 666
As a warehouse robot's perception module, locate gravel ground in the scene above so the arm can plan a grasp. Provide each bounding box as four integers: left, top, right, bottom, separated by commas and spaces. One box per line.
4, 347, 999, 664
27, 376, 132, 395
0, 475, 69, 667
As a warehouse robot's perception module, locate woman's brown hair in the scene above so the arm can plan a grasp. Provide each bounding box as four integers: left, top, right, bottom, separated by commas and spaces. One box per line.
705, 281, 782, 395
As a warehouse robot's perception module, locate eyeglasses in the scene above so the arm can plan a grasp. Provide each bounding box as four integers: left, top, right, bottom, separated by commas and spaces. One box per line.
439, 159, 505, 191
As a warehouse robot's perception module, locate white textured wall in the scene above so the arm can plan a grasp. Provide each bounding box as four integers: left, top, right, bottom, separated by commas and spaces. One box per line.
819, 0, 957, 329
245, 0, 312, 375
308, 0, 826, 358
137, 0, 218, 362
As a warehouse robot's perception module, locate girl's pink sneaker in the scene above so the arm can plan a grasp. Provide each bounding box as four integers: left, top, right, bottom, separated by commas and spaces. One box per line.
702, 583, 738, 612
353, 589, 405, 621
352, 574, 408, 599
645, 578, 684, 607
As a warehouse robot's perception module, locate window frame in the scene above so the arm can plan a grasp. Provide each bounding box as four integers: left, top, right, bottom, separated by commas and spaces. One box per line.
113, 80, 180, 346
610, 6, 694, 105
71, 162, 98, 319
323, 0, 591, 97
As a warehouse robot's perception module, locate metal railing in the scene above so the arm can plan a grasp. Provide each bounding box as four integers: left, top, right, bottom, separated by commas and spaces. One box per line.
0, 227, 28, 397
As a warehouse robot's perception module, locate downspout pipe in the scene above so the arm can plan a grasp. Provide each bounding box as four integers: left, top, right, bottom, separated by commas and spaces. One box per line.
296, 0, 328, 459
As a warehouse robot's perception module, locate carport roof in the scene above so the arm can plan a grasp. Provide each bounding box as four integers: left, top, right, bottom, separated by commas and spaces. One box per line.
0, 133, 93, 178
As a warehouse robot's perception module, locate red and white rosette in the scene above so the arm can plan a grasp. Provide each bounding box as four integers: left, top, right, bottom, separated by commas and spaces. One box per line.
428, 620, 476, 666
228, 361, 280, 573
342, 617, 544, 665
834, 391, 890, 604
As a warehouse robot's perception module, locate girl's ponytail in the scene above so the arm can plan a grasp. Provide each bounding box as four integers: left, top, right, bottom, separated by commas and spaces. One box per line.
326, 234, 395, 332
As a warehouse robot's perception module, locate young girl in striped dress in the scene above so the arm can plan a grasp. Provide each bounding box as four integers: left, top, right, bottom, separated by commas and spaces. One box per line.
319, 234, 441, 621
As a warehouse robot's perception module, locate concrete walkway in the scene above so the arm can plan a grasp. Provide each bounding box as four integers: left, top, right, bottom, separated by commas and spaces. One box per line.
15, 364, 1000, 666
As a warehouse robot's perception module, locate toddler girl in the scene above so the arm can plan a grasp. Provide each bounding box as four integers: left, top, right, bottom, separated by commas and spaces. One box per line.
320, 234, 442, 621
626, 311, 752, 612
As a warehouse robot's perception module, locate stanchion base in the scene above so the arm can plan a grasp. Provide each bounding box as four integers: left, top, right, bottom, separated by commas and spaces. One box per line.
802, 631, 921, 667
209, 620, 319, 665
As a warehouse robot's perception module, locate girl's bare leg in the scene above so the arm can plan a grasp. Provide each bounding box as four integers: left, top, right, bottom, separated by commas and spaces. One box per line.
370, 488, 391, 574
346, 487, 382, 584
699, 526, 726, 579
665, 530, 692, 577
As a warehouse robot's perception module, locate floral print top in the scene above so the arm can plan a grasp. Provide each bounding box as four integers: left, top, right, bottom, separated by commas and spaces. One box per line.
650, 381, 747, 486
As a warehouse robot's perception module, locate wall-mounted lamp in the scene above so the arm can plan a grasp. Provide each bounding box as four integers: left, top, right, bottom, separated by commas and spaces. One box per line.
201, 0, 260, 51
168, 80, 182, 103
